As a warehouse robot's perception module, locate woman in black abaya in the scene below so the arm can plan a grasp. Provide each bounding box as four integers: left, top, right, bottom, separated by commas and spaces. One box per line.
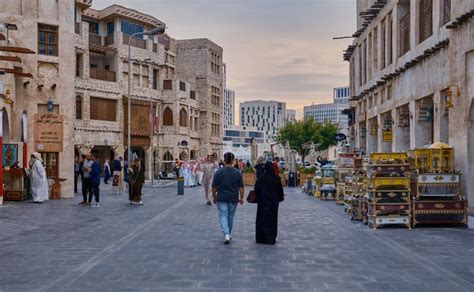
255, 161, 284, 244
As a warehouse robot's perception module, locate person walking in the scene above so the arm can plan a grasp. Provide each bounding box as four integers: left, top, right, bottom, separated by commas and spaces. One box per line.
112, 157, 123, 193
28, 152, 49, 203
202, 155, 217, 205
80, 154, 93, 205
254, 157, 265, 180
103, 159, 111, 184
254, 161, 284, 244
212, 152, 244, 244
89, 153, 101, 207
128, 158, 145, 205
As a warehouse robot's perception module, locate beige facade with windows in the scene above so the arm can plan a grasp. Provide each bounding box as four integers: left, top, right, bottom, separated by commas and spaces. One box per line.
0, 0, 76, 198
73, 3, 224, 178
346, 0, 474, 206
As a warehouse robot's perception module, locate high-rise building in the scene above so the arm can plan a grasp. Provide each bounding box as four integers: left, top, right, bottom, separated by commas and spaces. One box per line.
240, 100, 288, 142
285, 109, 296, 124
303, 87, 350, 134
223, 88, 235, 128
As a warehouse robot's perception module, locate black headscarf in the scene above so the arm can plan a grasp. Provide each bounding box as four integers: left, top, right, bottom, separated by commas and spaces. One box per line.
264, 161, 275, 176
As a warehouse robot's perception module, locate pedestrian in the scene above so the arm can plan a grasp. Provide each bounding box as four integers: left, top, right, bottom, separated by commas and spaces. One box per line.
202, 155, 217, 205
74, 156, 80, 193
80, 154, 93, 205
128, 158, 145, 205
89, 152, 101, 207
104, 159, 111, 184
254, 157, 265, 180
254, 161, 284, 244
212, 152, 245, 244
196, 159, 204, 186
272, 157, 280, 176
28, 152, 49, 203
112, 157, 123, 193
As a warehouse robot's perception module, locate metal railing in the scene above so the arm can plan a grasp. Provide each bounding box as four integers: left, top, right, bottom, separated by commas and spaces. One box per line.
90, 67, 116, 82
123, 34, 146, 49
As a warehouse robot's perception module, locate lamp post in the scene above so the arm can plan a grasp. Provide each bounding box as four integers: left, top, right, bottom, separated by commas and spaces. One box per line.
127, 26, 165, 166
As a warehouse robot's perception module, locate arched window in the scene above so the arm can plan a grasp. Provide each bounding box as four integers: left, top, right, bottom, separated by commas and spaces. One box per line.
163, 151, 173, 161
163, 107, 173, 126
179, 108, 188, 127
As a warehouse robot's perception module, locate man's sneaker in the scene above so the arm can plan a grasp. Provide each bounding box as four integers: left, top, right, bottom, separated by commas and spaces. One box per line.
224, 234, 230, 244
92, 202, 100, 208
139, 201, 144, 205
206, 201, 212, 206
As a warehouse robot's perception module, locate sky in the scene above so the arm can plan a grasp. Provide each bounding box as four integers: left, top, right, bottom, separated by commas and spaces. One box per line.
93, 0, 356, 120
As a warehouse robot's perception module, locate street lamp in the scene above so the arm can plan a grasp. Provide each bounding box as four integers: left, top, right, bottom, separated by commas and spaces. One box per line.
127, 25, 165, 166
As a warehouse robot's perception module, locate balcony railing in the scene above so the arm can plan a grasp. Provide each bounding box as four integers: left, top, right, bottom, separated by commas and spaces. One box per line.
89, 33, 102, 46
123, 34, 146, 49
104, 35, 114, 46
90, 67, 116, 82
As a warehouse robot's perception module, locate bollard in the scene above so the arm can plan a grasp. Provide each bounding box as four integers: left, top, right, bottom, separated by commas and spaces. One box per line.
177, 177, 184, 195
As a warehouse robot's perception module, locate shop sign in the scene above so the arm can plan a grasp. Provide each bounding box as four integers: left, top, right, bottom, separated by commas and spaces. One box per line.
34, 114, 64, 152
383, 130, 393, 142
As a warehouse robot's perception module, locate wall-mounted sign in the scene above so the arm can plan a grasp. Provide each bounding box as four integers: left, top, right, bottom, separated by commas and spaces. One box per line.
383, 130, 393, 142
34, 114, 64, 152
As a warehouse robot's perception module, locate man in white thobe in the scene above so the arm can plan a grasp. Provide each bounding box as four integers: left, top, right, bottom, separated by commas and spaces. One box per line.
28, 152, 49, 203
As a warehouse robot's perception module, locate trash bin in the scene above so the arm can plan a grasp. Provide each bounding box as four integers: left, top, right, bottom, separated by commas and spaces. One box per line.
288, 172, 296, 187
177, 177, 184, 195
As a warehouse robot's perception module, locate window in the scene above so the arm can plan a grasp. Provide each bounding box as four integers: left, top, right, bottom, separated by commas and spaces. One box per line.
179, 81, 186, 91
441, 0, 451, 26
152, 69, 159, 90
163, 80, 172, 90
38, 24, 58, 56
190, 90, 196, 99
120, 20, 144, 39
90, 97, 117, 121
399, 12, 410, 56
179, 108, 188, 127
211, 86, 220, 106
381, 19, 386, 69
142, 65, 149, 88
373, 28, 378, 72
419, 0, 433, 43
86, 21, 99, 34
163, 107, 173, 126
358, 44, 363, 86
107, 22, 114, 35
76, 53, 83, 77
387, 12, 393, 65
75, 95, 82, 119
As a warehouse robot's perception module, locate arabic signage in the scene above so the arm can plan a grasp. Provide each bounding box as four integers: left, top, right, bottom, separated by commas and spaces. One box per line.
34, 114, 64, 152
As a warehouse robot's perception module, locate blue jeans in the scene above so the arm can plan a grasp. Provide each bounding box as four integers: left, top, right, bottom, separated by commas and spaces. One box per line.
216, 202, 238, 236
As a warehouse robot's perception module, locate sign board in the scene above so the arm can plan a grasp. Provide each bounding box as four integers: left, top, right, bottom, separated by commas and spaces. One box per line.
383, 130, 393, 142
34, 114, 64, 152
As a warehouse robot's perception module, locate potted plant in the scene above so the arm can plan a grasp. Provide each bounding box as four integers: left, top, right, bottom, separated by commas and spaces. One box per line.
242, 167, 255, 186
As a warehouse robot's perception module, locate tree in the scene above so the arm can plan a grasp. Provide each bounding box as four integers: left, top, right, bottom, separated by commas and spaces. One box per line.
277, 118, 339, 161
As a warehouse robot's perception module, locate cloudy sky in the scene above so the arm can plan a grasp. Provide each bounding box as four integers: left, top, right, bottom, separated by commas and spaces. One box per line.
93, 0, 356, 119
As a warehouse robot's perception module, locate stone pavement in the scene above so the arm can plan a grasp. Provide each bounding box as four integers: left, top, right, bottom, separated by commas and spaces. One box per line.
1, 183, 474, 292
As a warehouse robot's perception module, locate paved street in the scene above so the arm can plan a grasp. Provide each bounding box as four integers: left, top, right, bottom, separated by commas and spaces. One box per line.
1, 183, 474, 292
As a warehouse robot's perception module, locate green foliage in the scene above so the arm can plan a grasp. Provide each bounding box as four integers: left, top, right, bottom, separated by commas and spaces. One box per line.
298, 166, 317, 174
243, 167, 255, 174
278, 118, 339, 159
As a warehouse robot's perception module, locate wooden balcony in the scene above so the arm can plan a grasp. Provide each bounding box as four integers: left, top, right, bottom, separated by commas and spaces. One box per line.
105, 35, 114, 46
89, 33, 102, 46
123, 34, 146, 49
90, 67, 116, 82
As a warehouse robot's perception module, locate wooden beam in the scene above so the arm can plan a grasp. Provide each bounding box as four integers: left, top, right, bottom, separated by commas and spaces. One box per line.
0, 46, 35, 54
0, 55, 22, 63
0, 68, 33, 78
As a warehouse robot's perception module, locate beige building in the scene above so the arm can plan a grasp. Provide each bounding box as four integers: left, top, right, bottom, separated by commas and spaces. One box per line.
74, 2, 224, 179
0, 0, 224, 200
346, 0, 474, 206
0, 0, 76, 198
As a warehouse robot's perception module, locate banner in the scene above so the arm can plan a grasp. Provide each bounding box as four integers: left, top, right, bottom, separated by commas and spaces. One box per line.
22, 112, 28, 142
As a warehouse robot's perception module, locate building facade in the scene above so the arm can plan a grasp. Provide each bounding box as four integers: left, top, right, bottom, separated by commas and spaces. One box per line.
285, 109, 296, 123
345, 0, 474, 206
304, 87, 351, 134
223, 88, 235, 128
73, 3, 224, 178
223, 125, 265, 147
240, 100, 288, 143
0, 0, 76, 198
